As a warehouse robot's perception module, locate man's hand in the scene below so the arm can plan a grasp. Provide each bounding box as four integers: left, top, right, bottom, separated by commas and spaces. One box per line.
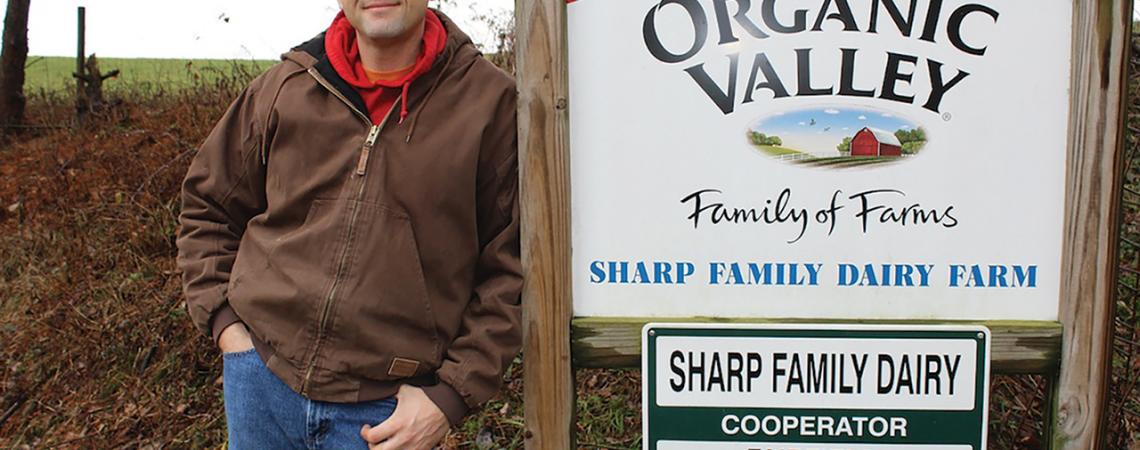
218, 322, 254, 354
360, 384, 449, 450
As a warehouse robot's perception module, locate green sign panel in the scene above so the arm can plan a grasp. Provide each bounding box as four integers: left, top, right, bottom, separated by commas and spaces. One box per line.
642, 324, 990, 450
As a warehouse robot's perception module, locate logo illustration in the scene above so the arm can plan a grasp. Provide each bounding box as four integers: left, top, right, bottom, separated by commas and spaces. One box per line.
747, 107, 928, 169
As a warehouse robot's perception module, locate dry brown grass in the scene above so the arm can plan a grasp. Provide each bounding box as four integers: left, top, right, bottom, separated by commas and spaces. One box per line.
0, 73, 251, 447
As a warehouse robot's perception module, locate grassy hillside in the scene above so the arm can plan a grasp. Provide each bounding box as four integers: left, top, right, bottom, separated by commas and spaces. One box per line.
755, 144, 803, 156
23, 56, 276, 95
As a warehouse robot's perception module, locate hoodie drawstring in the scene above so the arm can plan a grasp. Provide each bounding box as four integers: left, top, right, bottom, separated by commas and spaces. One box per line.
399, 83, 411, 124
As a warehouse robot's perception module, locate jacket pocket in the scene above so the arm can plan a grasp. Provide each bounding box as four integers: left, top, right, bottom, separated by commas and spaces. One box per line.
266, 198, 336, 269
328, 201, 441, 379
231, 198, 335, 298
235, 198, 340, 368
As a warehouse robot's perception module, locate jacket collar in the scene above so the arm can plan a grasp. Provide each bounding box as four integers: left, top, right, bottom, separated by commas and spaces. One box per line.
281, 8, 479, 119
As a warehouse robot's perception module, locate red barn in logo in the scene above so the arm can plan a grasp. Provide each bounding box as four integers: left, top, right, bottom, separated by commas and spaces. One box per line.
851, 127, 903, 157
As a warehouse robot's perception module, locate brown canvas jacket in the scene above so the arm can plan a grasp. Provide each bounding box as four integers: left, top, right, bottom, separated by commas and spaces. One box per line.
175, 11, 521, 425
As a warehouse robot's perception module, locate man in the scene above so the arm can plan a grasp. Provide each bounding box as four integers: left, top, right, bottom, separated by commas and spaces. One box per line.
175, 0, 521, 448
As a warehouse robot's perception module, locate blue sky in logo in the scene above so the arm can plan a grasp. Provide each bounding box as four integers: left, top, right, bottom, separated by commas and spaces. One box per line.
751, 107, 919, 156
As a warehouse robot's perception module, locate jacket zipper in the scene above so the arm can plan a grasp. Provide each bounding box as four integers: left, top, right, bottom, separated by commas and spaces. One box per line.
300, 68, 400, 396
357, 126, 382, 175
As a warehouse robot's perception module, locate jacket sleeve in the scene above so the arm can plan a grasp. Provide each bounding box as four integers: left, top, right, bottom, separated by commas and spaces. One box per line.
422, 84, 523, 425
176, 80, 269, 344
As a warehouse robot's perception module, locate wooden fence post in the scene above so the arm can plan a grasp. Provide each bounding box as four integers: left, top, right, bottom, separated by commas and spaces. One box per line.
517, 0, 574, 449
1053, 0, 1131, 448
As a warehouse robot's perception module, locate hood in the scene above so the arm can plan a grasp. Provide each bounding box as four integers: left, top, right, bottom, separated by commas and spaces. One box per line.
324, 9, 446, 124
282, 9, 482, 130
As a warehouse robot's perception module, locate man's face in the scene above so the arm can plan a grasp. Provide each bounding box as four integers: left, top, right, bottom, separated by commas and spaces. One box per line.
338, 0, 429, 40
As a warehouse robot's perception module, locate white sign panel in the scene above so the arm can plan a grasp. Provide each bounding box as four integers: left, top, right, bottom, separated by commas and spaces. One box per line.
568, 0, 1072, 320
642, 324, 990, 449
654, 335, 979, 410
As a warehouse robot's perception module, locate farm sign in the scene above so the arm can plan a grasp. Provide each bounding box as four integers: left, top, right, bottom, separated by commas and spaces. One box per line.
567, 0, 1073, 321
642, 324, 991, 449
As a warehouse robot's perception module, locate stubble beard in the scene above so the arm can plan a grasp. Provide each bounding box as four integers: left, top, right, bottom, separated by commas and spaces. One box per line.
357, 19, 409, 40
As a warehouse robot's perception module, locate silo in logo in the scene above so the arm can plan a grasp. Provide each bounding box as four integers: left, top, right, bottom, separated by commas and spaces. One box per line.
747, 107, 927, 169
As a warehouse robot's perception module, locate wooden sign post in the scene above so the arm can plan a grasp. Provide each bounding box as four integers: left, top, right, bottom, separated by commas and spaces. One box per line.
516, 0, 1131, 448
518, 1, 574, 449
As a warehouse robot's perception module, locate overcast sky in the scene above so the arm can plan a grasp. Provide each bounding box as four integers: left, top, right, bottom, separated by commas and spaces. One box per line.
19, 0, 514, 60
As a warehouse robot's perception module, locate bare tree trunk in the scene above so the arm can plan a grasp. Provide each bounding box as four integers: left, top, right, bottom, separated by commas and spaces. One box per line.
0, 0, 31, 127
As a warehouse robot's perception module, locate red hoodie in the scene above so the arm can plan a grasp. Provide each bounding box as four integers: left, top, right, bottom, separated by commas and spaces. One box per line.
325, 10, 447, 125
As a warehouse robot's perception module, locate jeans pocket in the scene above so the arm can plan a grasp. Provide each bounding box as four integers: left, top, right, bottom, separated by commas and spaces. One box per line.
222, 348, 257, 359
222, 349, 261, 394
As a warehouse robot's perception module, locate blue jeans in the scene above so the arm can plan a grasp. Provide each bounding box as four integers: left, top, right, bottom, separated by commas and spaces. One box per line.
222, 348, 397, 450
